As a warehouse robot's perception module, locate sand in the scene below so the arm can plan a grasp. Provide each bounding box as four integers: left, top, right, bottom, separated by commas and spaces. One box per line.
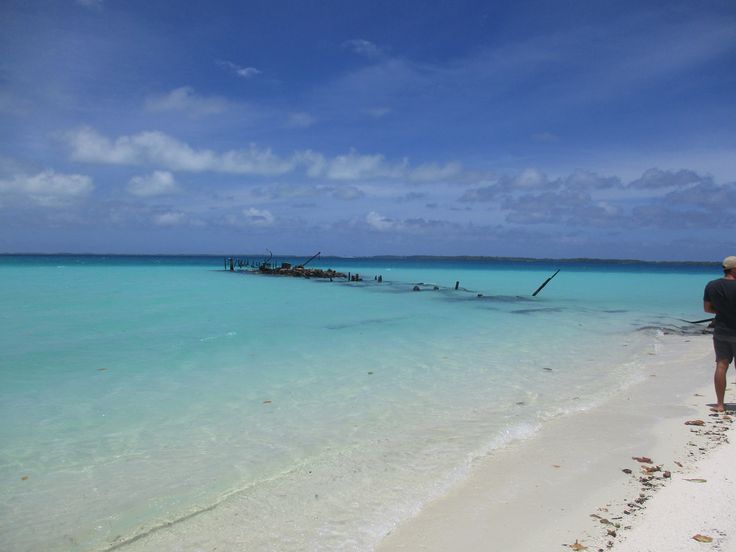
376, 333, 736, 552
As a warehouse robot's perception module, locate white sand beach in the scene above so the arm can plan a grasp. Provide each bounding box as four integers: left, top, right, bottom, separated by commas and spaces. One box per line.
377, 334, 736, 552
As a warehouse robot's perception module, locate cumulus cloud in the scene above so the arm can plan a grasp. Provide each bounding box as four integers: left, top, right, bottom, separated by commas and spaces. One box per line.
0, 170, 93, 207
127, 171, 178, 197
352, 211, 459, 235
365, 211, 396, 231
64, 127, 472, 185
342, 39, 383, 58
460, 168, 621, 203
456, 166, 729, 230
628, 168, 710, 189
243, 207, 274, 226
511, 168, 548, 189
145, 87, 231, 116
629, 181, 736, 229
503, 189, 622, 226
65, 127, 299, 175
325, 150, 407, 181
217, 60, 261, 78
561, 169, 620, 190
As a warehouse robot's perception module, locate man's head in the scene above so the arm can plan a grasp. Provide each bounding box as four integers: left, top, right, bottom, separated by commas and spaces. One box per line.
723, 256, 736, 276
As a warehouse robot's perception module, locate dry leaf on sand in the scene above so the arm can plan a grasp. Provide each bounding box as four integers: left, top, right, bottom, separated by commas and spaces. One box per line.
632, 456, 653, 464
692, 534, 713, 543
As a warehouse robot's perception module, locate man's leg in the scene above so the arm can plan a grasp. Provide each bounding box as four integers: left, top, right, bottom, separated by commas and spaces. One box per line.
713, 358, 731, 412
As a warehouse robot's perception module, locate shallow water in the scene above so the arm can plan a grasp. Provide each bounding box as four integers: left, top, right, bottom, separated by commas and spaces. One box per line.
0, 255, 716, 551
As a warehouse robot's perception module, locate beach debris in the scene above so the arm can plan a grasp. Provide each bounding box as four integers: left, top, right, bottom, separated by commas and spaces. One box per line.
641, 465, 661, 474
21, 475, 28, 481
568, 540, 587, 551
552, 464, 561, 468
543, 367, 553, 371
675, 461, 683, 467
97, 368, 107, 372
368, 372, 374, 375
685, 420, 706, 426
607, 529, 617, 538
663, 471, 671, 478
621, 468, 632, 474
532, 269, 560, 297
255, 252, 346, 280
692, 534, 713, 543
684, 478, 707, 483
632, 456, 653, 464
262, 400, 272, 404
413, 285, 421, 291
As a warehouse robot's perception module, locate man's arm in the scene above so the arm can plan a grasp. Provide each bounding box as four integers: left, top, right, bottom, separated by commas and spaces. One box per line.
704, 300, 718, 314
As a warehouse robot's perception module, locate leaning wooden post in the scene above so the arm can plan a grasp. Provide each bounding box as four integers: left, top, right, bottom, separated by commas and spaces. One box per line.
454, 281, 460, 290
229, 258, 234, 272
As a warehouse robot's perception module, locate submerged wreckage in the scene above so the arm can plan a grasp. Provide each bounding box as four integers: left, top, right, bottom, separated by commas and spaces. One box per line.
226, 251, 348, 280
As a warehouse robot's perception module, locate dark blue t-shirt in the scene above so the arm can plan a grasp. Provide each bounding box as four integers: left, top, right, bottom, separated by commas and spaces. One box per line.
704, 278, 736, 338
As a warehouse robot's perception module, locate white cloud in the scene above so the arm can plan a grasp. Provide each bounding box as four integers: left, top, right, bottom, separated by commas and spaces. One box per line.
65, 128, 469, 184
365, 211, 395, 231
512, 168, 548, 189
326, 150, 407, 181
153, 211, 185, 226
145, 87, 231, 116
0, 170, 93, 207
243, 207, 274, 226
127, 171, 178, 197
65, 127, 298, 175
217, 60, 261, 78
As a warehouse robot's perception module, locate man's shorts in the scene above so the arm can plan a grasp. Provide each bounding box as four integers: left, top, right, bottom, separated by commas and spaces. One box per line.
714, 337, 736, 363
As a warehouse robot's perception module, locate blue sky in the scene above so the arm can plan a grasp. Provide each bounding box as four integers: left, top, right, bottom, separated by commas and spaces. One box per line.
1, 0, 735, 260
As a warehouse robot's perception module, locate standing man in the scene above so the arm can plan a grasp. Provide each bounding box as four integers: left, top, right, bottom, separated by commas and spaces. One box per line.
704, 256, 736, 412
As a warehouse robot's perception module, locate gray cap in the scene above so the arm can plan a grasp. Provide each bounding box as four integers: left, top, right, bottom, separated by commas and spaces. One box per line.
723, 256, 736, 270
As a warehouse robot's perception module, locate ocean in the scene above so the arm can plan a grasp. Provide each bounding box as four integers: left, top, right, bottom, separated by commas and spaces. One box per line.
0, 255, 717, 552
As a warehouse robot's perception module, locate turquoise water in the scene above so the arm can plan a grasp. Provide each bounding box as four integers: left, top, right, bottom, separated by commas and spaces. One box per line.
0, 255, 716, 552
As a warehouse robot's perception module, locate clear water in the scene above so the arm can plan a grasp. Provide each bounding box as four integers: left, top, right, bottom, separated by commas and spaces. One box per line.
0, 255, 716, 552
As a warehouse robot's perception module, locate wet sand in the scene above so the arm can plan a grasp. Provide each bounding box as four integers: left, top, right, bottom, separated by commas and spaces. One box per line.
377, 334, 736, 551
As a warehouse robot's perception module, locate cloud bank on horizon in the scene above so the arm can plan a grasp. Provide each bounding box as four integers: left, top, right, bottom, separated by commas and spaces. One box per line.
1, 0, 734, 260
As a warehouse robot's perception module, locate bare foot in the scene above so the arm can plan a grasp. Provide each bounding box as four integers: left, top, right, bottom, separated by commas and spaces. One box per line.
710, 405, 726, 413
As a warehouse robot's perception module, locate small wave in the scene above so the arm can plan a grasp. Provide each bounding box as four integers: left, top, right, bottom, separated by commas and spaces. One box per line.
200, 332, 237, 342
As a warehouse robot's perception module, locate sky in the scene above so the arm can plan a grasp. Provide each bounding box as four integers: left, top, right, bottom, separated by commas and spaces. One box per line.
1, 0, 735, 260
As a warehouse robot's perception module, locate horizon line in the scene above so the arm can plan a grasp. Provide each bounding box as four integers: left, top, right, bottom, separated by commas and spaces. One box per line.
0, 252, 720, 266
